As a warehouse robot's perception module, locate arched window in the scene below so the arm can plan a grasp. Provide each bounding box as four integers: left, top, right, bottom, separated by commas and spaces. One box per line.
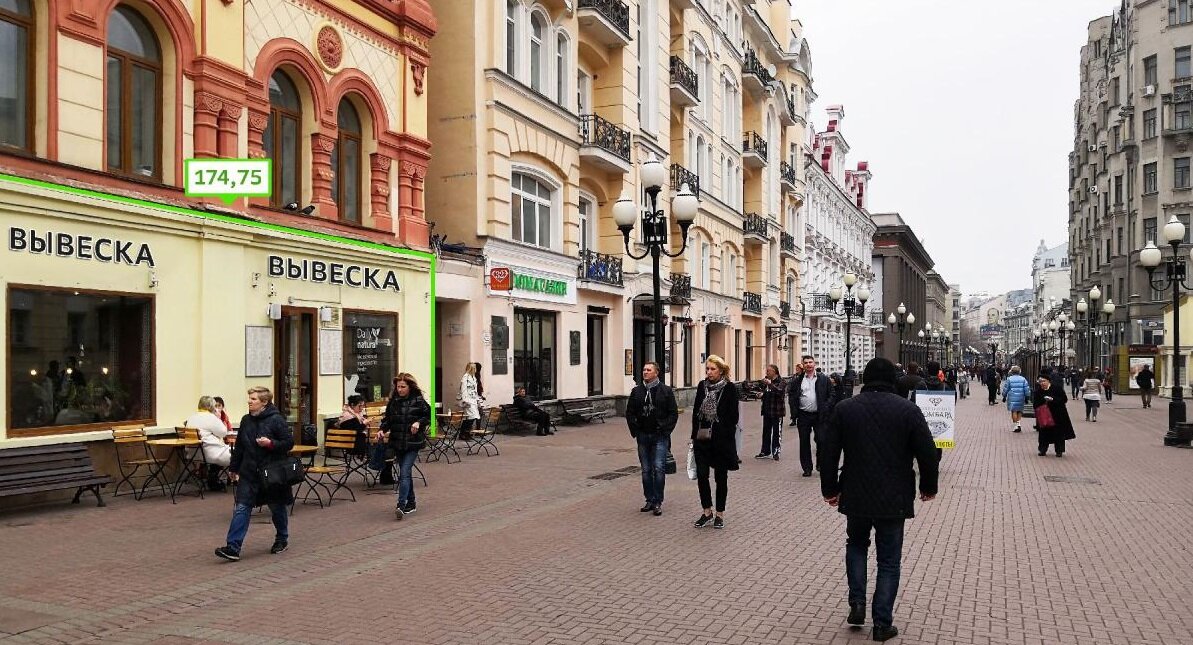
556, 33, 568, 105
512, 171, 554, 248
106, 5, 161, 178
530, 13, 546, 92
263, 70, 302, 209
695, 135, 706, 179
505, 0, 517, 74
333, 98, 362, 224
0, 0, 33, 152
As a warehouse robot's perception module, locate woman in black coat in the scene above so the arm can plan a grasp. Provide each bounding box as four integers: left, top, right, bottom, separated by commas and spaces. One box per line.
691, 355, 739, 529
378, 372, 431, 519
1033, 374, 1076, 457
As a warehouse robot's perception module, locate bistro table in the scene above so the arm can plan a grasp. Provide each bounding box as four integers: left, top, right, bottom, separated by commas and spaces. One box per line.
142, 437, 205, 504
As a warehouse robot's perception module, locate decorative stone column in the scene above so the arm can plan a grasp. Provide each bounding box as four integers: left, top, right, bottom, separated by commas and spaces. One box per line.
370, 152, 393, 232
398, 160, 429, 246
217, 102, 242, 158
247, 109, 269, 159
310, 131, 338, 220
193, 92, 222, 158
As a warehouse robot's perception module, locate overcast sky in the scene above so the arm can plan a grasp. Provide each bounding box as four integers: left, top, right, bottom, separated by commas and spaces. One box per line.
793, 0, 1119, 295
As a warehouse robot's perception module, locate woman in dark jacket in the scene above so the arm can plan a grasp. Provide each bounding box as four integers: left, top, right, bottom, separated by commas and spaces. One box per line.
691, 355, 739, 529
378, 372, 431, 519
215, 386, 294, 561
1033, 374, 1076, 457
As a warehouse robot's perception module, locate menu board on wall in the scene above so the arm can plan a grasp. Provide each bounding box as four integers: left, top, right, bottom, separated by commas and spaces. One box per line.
245, 326, 273, 377
319, 329, 343, 375
343, 312, 398, 403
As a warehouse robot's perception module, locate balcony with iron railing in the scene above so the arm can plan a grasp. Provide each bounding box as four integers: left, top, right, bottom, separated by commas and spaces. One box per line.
743, 291, 762, 315
780, 161, 797, 191
577, 0, 631, 47
579, 114, 631, 173
808, 293, 864, 318
780, 231, 796, 258
669, 55, 699, 106
742, 48, 773, 96
869, 311, 886, 326
578, 249, 624, 287
742, 131, 767, 168
670, 163, 700, 200
670, 272, 691, 299
743, 212, 768, 242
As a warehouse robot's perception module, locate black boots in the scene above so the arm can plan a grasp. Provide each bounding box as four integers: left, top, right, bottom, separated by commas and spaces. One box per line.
872, 625, 899, 641
847, 603, 865, 625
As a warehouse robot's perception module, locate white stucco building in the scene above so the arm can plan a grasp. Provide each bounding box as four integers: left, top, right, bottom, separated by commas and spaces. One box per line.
799, 106, 878, 376
1032, 240, 1071, 322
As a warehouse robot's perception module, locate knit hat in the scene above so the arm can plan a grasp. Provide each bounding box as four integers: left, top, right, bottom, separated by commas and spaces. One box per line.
862, 357, 898, 386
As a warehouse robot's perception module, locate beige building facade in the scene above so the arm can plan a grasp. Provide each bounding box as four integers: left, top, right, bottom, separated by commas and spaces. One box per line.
427, 0, 814, 404
0, 0, 436, 461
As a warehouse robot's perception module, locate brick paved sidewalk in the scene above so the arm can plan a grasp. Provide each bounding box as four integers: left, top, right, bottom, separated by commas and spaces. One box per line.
2, 394, 1192, 644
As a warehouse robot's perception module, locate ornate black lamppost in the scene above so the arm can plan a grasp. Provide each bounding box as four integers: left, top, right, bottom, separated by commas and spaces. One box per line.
828, 272, 870, 395
887, 304, 915, 365
612, 157, 699, 384
1140, 216, 1193, 442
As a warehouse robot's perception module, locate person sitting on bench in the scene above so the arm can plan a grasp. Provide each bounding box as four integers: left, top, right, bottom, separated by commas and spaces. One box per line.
513, 387, 553, 436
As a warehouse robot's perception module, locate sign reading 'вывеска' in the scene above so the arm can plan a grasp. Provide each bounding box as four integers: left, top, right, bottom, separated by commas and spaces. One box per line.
267, 255, 401, 292
8, 227, 156, 266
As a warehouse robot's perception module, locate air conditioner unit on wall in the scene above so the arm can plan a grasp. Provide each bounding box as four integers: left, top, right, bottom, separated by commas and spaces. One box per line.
1088, 144, 1098, 152
1143, 85, 1156, 97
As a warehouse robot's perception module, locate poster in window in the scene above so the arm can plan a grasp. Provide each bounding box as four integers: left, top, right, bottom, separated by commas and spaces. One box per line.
570, 331, 581, 365
342, 312, 397, 403
245, 326, 273, 377
319, 328, 343, 375
625, 349, 634, 375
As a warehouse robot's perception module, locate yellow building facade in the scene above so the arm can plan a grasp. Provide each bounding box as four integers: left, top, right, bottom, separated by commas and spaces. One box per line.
0, 0, 436, 462
428, 0, 812, 404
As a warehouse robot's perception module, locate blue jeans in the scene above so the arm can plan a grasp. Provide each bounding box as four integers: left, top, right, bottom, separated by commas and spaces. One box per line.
845, 516, 905, 628
395, 448, 419, 507
636, 433, 670, 505
225, 501, 288, 552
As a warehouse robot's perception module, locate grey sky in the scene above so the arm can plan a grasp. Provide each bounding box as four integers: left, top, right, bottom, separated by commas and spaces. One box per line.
794, 0, 1119, 294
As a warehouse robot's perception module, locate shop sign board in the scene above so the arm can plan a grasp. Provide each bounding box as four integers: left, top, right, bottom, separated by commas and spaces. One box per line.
915, 391, 956, 449
268, 255, 401, 292
8, 226, 156, 266
487, 264, 577, 305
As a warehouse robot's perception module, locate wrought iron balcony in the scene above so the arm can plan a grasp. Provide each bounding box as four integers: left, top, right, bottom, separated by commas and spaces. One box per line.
780, 301, 792, 319
780, 161, 797, 190
670, 272, 691, 299
670, 163, 700, 199
742, 48, 773, 95
869, 311, 886, 326
742, 131, 767, 168
743, 291, 762, 314
743, 212, 768, 240
579, 114, 631, 171
808, 293, 865, 318
669, 55, 699, 106
578, 249, 623, 287
780, 231, 796, 256
577, 0, 631, 46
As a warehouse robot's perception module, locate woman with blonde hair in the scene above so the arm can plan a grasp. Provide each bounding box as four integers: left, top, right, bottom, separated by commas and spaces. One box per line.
691, 355, 740, 529
458, 362, 483, 435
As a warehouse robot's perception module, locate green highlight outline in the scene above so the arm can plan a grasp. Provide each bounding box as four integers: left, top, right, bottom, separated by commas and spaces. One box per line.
183, 158, 274, 205
0, 171, 439, 437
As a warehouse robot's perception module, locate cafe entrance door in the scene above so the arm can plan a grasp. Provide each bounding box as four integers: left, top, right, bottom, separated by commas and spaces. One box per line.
275, 307, 317, 444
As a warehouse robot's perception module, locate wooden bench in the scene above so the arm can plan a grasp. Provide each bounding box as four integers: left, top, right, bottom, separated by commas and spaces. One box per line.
560, 399, 610, 425
0, 444, 111, 507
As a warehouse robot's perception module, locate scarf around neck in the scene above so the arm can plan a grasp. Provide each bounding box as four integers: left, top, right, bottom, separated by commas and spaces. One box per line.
699, 377, 727, 424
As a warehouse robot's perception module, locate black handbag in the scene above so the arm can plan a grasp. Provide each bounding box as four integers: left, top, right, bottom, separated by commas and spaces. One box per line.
259, 456, 305, 489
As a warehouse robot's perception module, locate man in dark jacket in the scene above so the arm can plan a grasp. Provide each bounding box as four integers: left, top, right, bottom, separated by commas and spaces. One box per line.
895, 362, 926, 399
821, 357, 939, 642
756, 364, 787, 460
787, 355, 837, 477
513, 387, 553, 435
985, 365, 999, 405
216, 386, 295, 561
625, 362, 678, 515
1136, 364, 1155, 408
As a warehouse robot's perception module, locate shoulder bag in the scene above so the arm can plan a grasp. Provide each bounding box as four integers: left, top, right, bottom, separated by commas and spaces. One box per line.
1035, 402, 1056, 429
260, 456, 305, 490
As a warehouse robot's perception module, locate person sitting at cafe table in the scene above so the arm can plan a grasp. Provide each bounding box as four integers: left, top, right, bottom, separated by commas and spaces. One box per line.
513, 387, 553, 436
335, 394, 370, 453
186, 396, 231, 491
213, 396, 234, 431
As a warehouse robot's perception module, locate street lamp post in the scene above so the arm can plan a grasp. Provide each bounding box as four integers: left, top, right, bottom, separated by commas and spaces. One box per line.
612, 156, 699, 385
1076, 289, 1115, 371
1139, 216, 1193, 441
828, 272, 870, 395
932, 328, 948, 364
917, 328, 927, 364
887, 304, 915, 366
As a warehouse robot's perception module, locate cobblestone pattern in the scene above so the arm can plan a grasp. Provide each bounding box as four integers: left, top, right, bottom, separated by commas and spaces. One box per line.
1, 394, 1192, 644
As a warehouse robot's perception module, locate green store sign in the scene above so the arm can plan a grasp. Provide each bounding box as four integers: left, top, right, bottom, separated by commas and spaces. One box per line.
513, 272, 568, 296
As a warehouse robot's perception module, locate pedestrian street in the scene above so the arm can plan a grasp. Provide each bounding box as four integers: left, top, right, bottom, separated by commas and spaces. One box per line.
1, 393, 1191, 645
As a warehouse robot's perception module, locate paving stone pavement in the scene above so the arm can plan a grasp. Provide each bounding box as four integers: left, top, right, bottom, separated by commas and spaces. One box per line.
2, 393, 1193, 644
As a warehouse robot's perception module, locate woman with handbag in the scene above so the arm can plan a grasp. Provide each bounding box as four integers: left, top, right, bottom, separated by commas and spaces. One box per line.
691, 355, 740, 529
1033, 374, 1076, 457
378, 372, 431, 519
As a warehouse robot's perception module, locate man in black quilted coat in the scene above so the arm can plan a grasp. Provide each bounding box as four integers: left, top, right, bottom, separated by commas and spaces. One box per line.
820, 357, 939, 642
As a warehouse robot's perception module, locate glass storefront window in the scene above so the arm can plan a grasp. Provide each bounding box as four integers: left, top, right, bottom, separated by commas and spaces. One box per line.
514, 308, 555, 399
8, 287, 153, 433
343, 311, 397, 403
